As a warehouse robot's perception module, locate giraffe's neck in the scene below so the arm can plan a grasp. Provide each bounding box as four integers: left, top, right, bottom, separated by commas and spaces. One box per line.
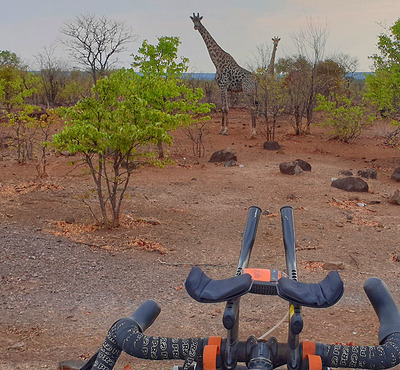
267, 46, 278, 75
196, 24, 232, 70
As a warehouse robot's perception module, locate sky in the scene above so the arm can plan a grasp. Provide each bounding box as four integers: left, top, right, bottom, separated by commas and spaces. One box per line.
1, 0, 399, 73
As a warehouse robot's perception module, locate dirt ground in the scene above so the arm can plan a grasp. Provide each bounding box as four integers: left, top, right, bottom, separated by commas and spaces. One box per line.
1, 109, 400, 369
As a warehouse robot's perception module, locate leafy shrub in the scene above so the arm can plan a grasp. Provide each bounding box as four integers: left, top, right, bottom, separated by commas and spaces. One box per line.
315, 94, 374, 142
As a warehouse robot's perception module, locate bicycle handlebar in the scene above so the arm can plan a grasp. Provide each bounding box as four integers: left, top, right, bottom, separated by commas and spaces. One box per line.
85, 313, 205, 369
83, 277, 400, 369
81, 206, 400, 369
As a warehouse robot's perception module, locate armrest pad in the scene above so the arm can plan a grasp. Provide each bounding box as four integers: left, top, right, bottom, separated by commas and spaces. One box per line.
185, 266, 253, 303
277, 271, 344, 308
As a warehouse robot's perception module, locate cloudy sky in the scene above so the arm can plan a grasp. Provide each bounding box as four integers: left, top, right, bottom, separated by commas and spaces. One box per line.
1, 0, 399, 72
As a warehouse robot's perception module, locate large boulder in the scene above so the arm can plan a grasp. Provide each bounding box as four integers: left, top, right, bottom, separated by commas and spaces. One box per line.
263, 141, 281, 150
331, 177, 369, 192
209, 148, 237, 163
279, 161, 303, 175
279, 159, 311, 175
392, 167, 400, 182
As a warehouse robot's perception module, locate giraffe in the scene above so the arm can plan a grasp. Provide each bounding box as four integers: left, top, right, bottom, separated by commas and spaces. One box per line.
190, 13, 257, 136
266, 37, 281, 75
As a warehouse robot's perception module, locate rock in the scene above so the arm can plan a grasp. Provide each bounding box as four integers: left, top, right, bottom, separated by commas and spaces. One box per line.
209, 148, 237, 163
224, 160, 237, 167
279, 159, 311, 175
339, 170, 353, 176
279, 161, 303, 175
369, 200, 381, 204
357, 168, 377, 179
58, 360, 86, 370
331, 177, 369, 192
65, 217, 75, 224
263, 141, 281, 150
392, 167, 400, 182
295, 158, 312, 172
389, 189, 400, 205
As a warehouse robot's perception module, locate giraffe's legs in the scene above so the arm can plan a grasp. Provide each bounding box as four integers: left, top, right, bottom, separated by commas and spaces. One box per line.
220, 89, 229, 135
221, 109, 228, 135
250, 108, 257, 138
247, 93, 258, 138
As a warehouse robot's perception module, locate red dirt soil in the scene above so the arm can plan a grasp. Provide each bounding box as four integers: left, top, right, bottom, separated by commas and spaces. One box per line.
1, 109, 400, 369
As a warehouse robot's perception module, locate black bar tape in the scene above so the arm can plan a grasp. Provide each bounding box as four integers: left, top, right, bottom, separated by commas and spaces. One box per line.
117, 319, 203, 361
90, 318, 204, 369
91, 322, 122, 370
316, 333, 400, 369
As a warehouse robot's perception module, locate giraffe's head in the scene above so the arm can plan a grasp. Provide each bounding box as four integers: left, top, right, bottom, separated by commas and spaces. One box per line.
272, 37, 281, 47
190, 13, 203, 30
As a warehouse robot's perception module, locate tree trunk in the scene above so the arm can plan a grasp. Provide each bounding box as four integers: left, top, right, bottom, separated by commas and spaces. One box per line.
87, 154, 109, 228
157, 140, 164, 159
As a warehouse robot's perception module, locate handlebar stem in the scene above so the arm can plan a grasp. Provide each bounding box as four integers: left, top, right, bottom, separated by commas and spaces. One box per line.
224, 299, 240, 368
247, 338, 277, 370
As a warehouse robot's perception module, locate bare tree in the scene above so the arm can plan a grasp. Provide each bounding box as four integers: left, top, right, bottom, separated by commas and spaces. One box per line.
60, 14, 136, 84
332, 52, 359, 94
292, 17, 329, 132
293, 17, 328, 66
248, 42, 271, 72
278, 56, 313, 135
333, 53, 358, 76
35, 45, 68, 107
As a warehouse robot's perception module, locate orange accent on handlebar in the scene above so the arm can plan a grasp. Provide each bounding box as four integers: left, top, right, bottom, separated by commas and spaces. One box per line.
207, 336, 221, 354
203, 337, 222, 369
302, 341, 316, 359
244, 268, 283, 282
203, 345, 218, 370
244, 268, 271, 281
306, 354, 322, 370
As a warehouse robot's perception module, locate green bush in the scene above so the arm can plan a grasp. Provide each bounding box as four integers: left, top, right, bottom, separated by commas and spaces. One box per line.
315, 94, 374, 142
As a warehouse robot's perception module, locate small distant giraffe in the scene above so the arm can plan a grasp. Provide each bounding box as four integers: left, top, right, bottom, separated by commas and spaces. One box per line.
267, 37, 281, 75
190, 13, 257, 136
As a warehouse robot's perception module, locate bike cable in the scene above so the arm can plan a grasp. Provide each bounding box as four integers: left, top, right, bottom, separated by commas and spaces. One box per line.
258, 311, 289, 340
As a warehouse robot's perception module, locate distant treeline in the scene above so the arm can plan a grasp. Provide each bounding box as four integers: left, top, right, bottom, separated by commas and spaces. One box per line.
184, 72, 374, 81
